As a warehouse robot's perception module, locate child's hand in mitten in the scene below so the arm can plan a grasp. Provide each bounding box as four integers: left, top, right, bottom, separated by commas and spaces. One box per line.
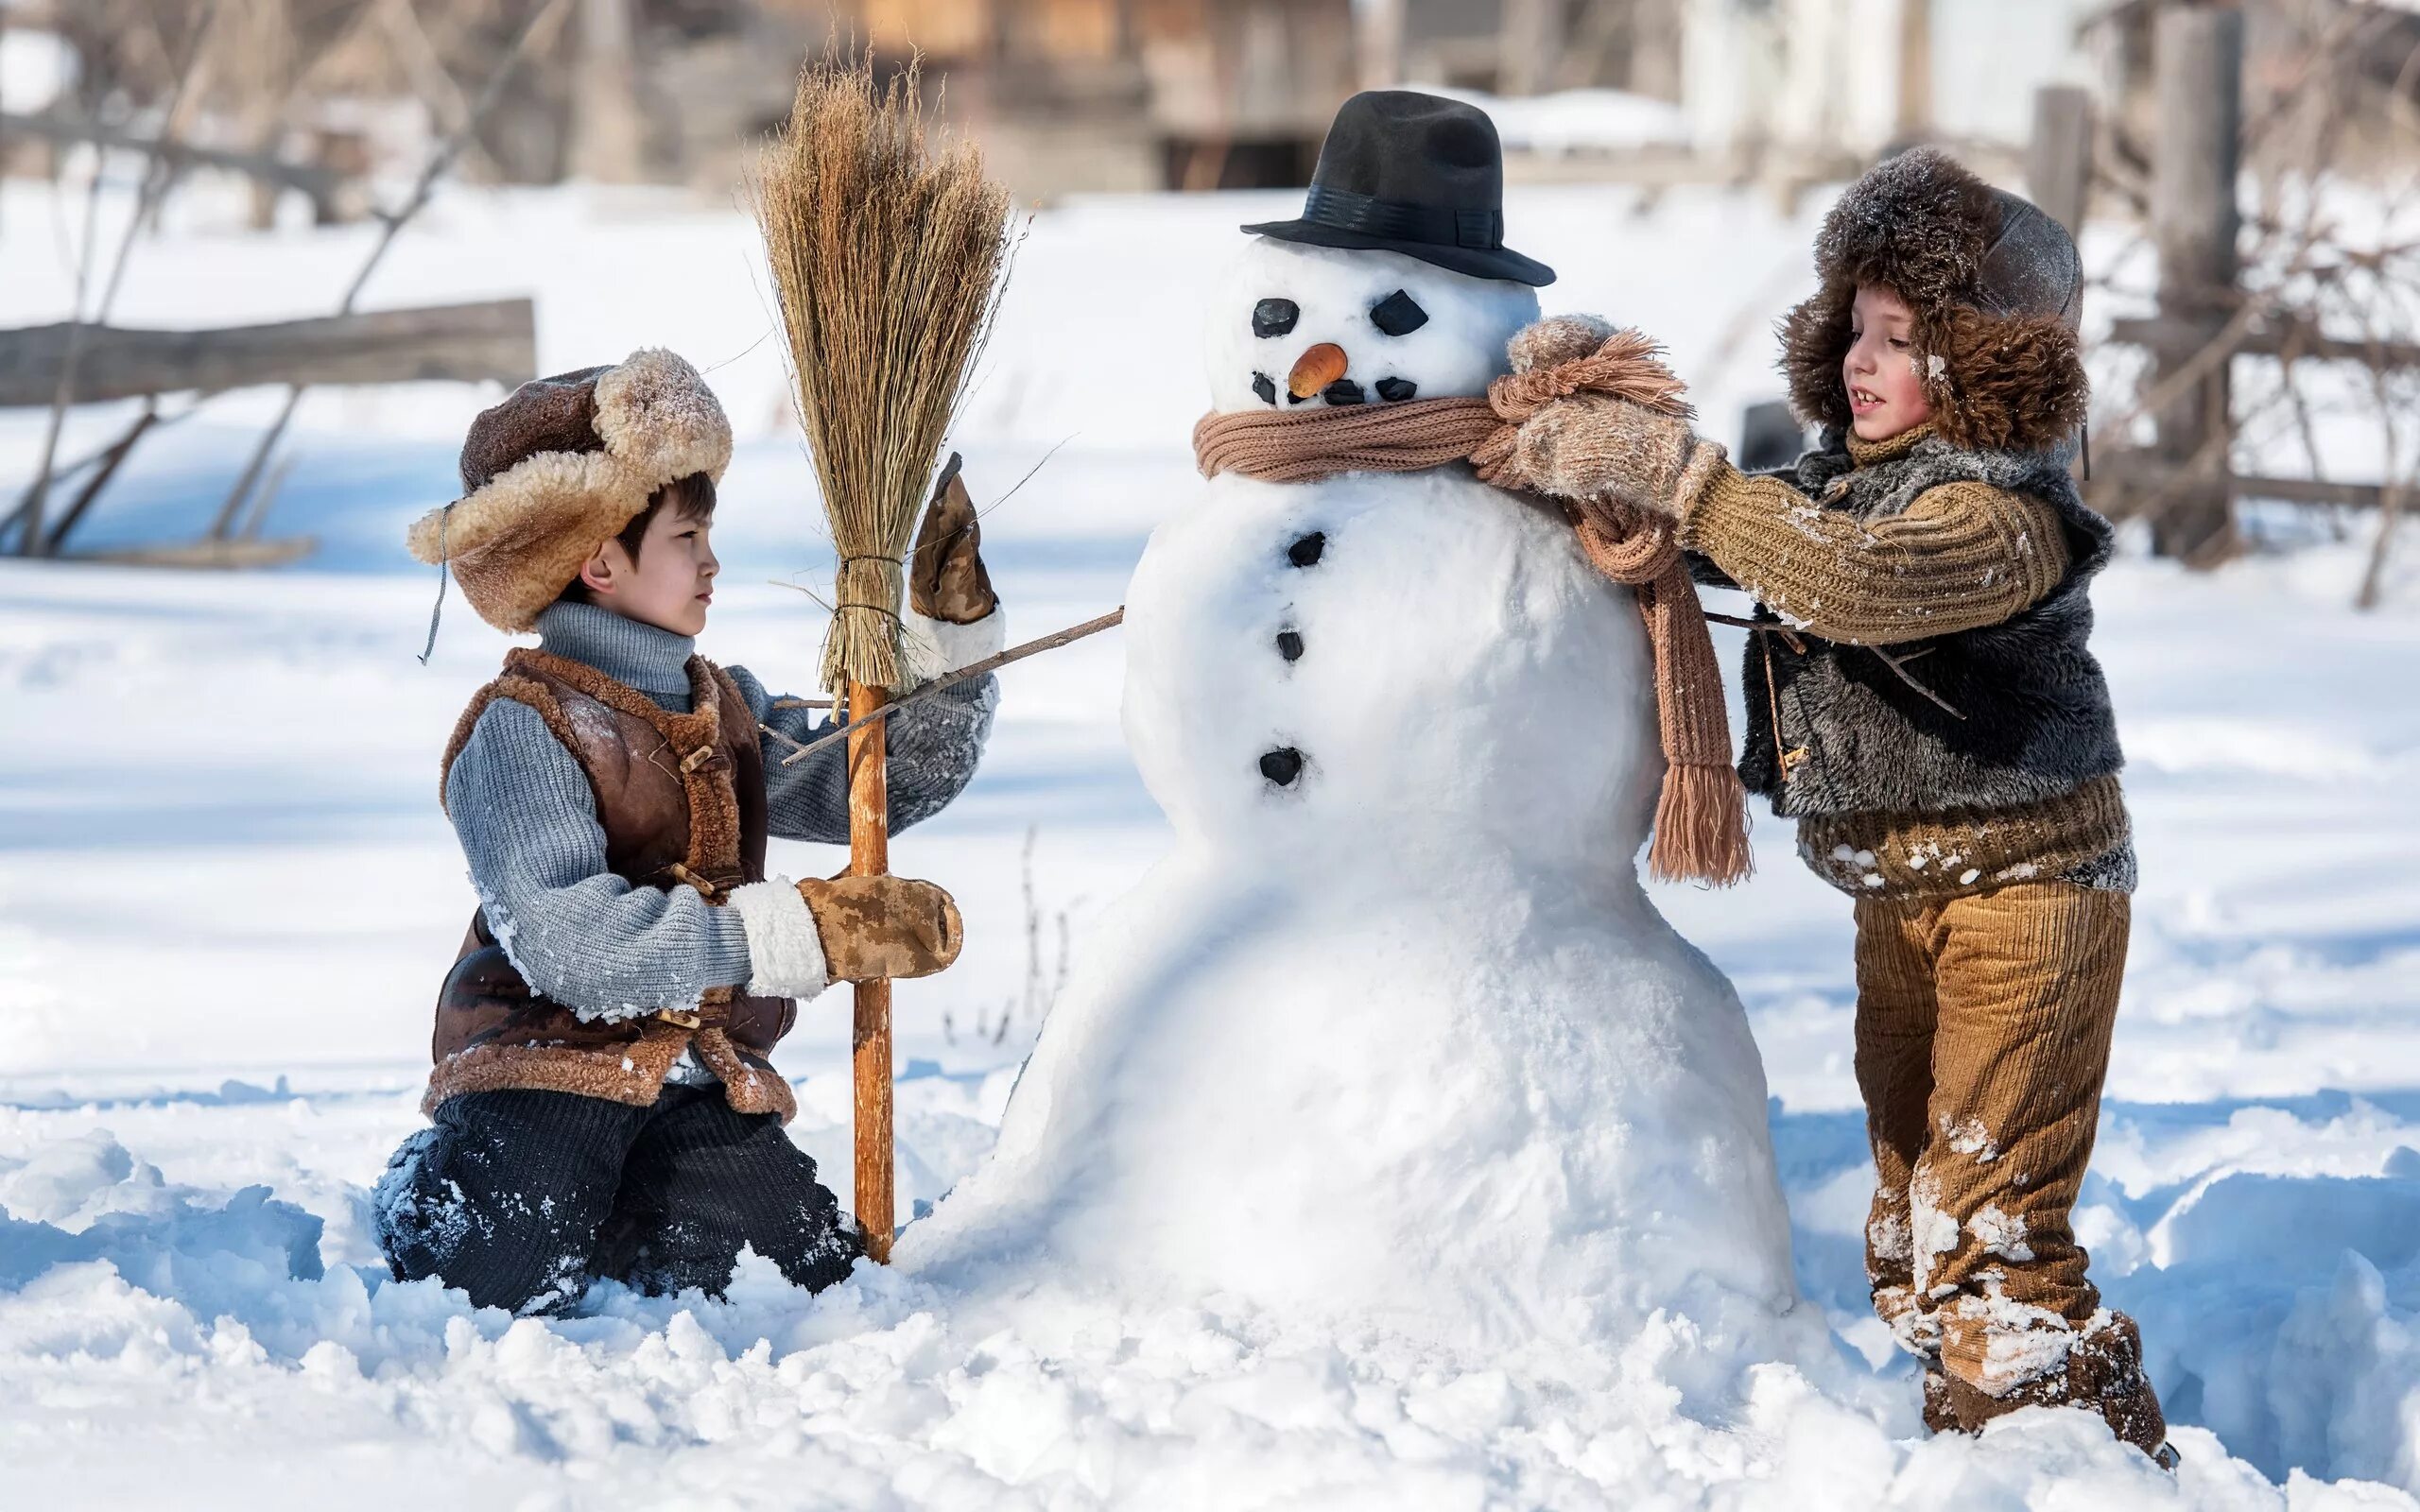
727, 874, 964, 995
909, 455, 998, 626
1486, 316, 1723, 515
797, 874, 964, 982
1506, 394, 1726, 517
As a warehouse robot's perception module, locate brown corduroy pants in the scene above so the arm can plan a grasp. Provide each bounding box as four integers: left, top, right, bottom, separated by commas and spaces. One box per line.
1852, 881, 2130, 1396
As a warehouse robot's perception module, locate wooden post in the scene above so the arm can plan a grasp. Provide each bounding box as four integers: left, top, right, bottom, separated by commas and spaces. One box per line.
1498, 0, 1564, 97
1357, 0, 1407, 92
2149, 6, 2242, 564
847, 679, 896, 1263
1630, 0, 1685, 104
572, 0, 646, 183
2027, 84, 2094, 236
1896, 0, 1933, 141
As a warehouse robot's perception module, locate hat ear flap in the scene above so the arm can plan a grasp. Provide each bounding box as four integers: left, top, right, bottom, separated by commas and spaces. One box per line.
407, 451, 650, 632
1928, 306, 2088, 454
1778, 284, 1855, 437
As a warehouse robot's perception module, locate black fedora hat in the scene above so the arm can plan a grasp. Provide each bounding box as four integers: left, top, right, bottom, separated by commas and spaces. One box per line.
1242, 91, 1554, 287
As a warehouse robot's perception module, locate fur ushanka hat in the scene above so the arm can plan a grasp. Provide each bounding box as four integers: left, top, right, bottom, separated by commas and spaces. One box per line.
1779, 147, 2086, 454
407, 349, 734, 634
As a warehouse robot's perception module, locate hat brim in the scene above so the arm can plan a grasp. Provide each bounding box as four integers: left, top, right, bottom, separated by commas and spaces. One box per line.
1239, 218, 1556, 286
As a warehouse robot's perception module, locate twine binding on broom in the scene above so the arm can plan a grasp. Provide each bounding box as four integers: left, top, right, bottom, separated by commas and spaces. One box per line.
1191, 328, 1752, 887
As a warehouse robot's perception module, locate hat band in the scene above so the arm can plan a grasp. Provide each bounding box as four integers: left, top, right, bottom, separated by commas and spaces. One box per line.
1301, 184, 1503, 252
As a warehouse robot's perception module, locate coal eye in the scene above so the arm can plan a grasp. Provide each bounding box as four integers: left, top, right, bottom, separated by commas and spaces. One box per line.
1370, 289, 1427, 336
1252, 299, 1299, 338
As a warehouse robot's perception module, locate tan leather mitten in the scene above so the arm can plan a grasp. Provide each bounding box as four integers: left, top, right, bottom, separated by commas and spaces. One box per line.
796, 875, 964, 982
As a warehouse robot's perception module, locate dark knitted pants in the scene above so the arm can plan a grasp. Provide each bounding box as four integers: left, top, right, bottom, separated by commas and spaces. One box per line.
374, 1083, 860, 1314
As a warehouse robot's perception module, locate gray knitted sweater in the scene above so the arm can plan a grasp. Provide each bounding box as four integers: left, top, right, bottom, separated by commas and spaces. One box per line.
445, 600, 998, 1034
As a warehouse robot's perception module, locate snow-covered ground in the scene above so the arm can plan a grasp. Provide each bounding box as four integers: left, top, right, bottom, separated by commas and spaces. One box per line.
3, 176, 2418, 1507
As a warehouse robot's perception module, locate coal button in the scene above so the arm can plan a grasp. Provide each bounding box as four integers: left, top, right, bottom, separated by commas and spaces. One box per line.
1259, 747, 1305, 786
1287, 532, 1325, 567
1274, 629, 1305, 662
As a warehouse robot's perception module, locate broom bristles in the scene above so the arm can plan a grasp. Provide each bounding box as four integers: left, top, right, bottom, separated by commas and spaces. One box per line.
752, 51, 1014, 694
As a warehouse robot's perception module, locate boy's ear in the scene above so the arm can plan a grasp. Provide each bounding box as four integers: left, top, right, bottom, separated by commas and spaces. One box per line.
577, 540, 621, 596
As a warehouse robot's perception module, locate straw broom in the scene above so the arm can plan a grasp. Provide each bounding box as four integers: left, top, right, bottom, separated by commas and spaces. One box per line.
754, 54, 1012, 1263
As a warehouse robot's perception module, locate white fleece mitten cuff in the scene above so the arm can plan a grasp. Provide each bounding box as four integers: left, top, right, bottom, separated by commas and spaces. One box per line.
727, 878, 830, 999
899, 604, 1008, 688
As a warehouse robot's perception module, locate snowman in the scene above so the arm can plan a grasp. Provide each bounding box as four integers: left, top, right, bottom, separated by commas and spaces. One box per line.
906, 94, 1799, 1363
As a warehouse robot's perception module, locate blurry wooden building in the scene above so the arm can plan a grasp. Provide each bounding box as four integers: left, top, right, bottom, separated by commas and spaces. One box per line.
838, 0, 1357, 193
564, 0, 1360, 198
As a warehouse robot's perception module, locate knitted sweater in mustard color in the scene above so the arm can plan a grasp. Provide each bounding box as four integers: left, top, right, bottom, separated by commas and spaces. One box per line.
1676, 425, 2131, 899
1679, 424, 2071, 646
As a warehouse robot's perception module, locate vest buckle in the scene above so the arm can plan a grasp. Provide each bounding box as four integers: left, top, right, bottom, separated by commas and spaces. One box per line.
656, 1007, 703, 1029
680, 745, 721, 775
666, 862, 722, 900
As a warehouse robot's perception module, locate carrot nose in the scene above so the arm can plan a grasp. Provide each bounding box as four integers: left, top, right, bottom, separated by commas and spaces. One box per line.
1288, 342, 1348, 399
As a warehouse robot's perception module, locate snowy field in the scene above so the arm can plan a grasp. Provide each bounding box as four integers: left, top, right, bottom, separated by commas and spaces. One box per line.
4, 178, 2419, 1507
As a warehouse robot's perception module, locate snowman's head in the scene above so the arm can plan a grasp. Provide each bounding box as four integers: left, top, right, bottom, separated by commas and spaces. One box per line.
1203, 237, 1541, 415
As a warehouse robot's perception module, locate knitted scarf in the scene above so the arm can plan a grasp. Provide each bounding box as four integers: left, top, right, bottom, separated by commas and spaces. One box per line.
1190, 335, 1752, 886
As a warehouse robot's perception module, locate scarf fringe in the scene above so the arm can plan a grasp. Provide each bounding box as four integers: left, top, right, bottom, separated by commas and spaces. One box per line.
1649, 762, 1755, 886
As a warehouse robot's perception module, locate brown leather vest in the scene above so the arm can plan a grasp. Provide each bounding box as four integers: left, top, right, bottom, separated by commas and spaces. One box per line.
431, 648, 796, 1071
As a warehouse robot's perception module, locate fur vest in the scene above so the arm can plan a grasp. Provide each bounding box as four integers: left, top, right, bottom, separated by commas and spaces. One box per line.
424, 648, 798, 1121
1737, 433, 2123, 818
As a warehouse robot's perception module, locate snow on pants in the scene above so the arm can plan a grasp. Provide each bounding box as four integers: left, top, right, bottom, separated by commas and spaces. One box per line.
373, 1082, 861, 1314
1852, 880, 2129, 1395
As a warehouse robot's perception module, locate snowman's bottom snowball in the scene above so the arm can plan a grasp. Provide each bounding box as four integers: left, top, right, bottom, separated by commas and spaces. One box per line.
904, 851, 1806, 1381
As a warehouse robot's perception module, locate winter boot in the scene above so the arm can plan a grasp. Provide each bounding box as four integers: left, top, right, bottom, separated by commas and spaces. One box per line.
1938, 1310, 2173, 1467
1920, 1363, 1962, 1435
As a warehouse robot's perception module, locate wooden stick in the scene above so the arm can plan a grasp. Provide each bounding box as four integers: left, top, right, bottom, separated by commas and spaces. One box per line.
1865, 642, 1965, 719
0, 110, 342, 215
846, 679, 895, 1263
1701, 608, 1806, 653
11, 1, 219, 559
1701, 608, 1958, 715
43, 401, 158, 555
776, 608, 1128, 767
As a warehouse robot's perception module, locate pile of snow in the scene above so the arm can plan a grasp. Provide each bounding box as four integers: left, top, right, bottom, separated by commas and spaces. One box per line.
0, 1111, 2407, 1507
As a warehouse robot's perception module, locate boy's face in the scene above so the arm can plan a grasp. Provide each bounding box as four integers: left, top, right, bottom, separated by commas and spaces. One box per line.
578, 500, 718, 637
1843, 284, 1935, 442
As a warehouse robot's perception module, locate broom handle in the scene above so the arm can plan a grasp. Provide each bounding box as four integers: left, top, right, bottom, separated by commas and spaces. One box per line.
846, 678, 896, 1263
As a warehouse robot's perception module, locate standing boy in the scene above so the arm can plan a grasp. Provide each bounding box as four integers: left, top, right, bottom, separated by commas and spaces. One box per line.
1494, 150, 2170, 1462
374, 350, 1004, 1314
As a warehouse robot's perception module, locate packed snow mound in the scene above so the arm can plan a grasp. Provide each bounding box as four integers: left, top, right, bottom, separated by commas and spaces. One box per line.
0, 1164, 2400, 1511
908, 453, 1801, 1370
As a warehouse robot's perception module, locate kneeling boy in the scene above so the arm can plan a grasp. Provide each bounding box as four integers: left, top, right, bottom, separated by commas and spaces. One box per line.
373, 351, 1003, 1314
